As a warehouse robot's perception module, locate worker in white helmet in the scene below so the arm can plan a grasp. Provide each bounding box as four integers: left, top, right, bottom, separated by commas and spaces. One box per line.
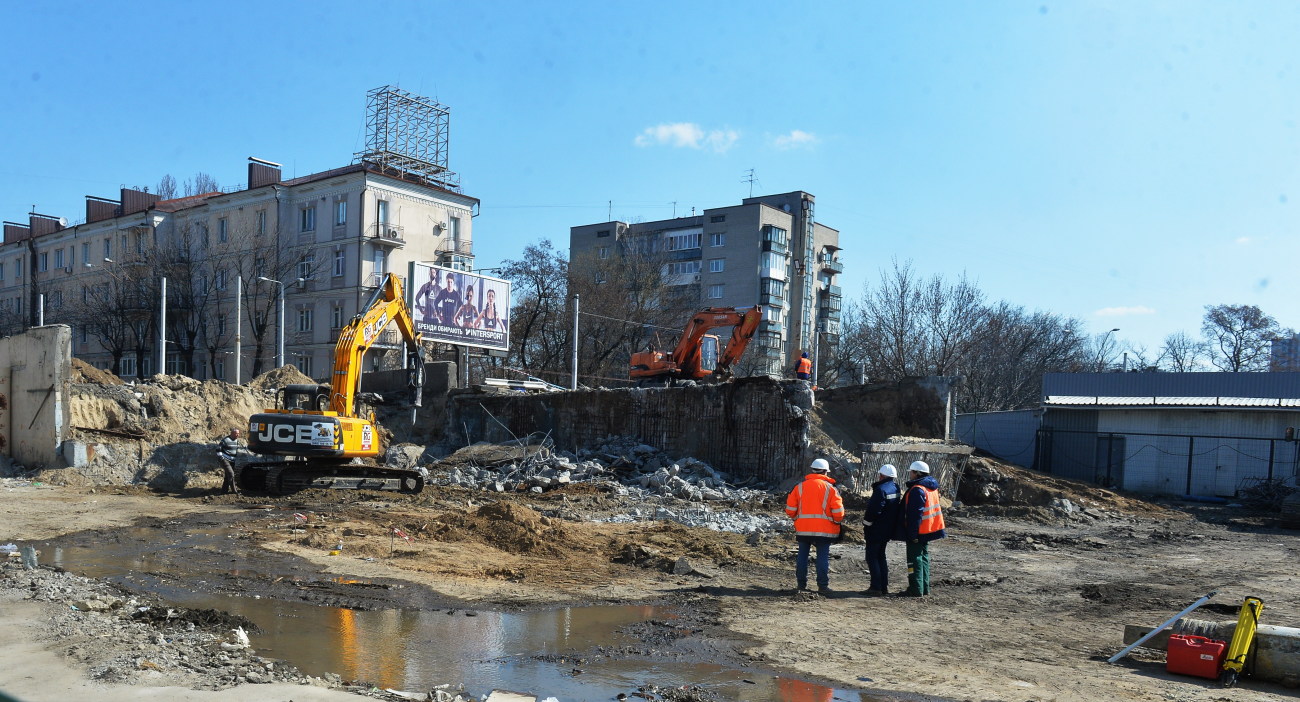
862, 464, 901, 596
784, 457, 844, 595
899, 460, 946, 597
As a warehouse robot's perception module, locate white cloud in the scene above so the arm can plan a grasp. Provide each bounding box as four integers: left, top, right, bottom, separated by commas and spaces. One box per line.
1235, 236, 1252, 245
634, 123, 738, 153
772, 129, 819, 150
1094, 306, 1156, 317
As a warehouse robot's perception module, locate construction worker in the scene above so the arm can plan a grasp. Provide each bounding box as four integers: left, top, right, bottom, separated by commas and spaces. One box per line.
862, 464, 900, 596
794, 351, 812, 380
784, 457, 844, 594
216, 429, 244, 495
898, 460, 946, 597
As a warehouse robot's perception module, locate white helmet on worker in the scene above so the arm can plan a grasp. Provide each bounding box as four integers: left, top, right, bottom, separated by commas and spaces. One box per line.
909, 460, 931, 475
810, 458, 830, 473
878, 464, 897, 479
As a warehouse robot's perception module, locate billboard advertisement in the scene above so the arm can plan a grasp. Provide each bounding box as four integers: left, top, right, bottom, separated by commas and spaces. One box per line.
408, 262, 509, 352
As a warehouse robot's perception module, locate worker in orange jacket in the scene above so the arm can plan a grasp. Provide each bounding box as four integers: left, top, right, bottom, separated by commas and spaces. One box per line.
794, 351, 812, 380
785, 458, 844, 594
898, 460, 946, 597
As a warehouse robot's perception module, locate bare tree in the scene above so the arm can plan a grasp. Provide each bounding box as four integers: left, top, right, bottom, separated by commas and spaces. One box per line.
1201, 304, 1287, 372
1157, 331, 1210, 372
501, 240, 570, 382
183, 172, 221, 197
156, 174, 178, 200
1088, 329, 1124, 371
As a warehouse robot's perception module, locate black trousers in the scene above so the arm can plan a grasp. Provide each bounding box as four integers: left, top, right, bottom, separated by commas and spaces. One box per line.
219, 456, 239, 494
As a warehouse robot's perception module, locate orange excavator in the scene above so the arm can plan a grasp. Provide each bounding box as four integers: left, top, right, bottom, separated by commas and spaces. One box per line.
629, 306, 763, 385
240, 273, 426, 494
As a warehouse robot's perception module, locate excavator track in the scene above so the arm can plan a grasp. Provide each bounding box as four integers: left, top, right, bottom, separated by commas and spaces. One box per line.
237, 460, 424, 496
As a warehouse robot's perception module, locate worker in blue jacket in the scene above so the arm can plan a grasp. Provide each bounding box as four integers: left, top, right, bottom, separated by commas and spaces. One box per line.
862, 464, 900, 596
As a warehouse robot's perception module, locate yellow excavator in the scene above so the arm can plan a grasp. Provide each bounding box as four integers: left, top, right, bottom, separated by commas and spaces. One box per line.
239, 273, 426, 494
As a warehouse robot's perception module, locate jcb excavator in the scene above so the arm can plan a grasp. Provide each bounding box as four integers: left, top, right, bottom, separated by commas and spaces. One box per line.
629, 306, 763, 385
239, 273, 426, 494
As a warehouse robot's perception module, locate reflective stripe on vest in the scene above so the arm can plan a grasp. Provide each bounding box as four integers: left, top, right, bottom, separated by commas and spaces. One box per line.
790, 477, 841, 537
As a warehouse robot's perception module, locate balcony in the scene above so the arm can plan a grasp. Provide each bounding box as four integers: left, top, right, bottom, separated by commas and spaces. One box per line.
820, 257, 844, 274
760, 292, 785, 308
761, 238, 788, 255
368, 223, 405, 247
820, 284, 842, 299
437, 239, 473, 256
366, 272, 407, 289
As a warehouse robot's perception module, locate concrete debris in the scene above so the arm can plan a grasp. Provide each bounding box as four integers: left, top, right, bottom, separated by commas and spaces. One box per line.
430, 436, 775, 530
599, 506, 788, 535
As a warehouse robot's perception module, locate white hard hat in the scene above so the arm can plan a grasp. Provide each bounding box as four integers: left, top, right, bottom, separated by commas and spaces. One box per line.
909, 460, 931, 475
810, 458, 830, 472
878, 464, 897, 479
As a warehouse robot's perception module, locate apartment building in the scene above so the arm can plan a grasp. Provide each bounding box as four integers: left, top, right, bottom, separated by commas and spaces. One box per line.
1272, 334, 1300, 372
0, 158, 478, 382
570, 191, 842, 377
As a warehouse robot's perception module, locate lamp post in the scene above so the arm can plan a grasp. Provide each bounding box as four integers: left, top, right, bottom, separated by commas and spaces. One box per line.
1100, 327, 1120, 372
257, 276, 287, 368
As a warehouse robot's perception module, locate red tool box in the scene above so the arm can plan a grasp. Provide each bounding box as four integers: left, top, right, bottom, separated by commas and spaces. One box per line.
1166, 634, 1227, 679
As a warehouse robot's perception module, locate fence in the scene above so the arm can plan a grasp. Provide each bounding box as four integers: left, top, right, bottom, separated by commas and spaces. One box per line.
1036, 428, 1300, 497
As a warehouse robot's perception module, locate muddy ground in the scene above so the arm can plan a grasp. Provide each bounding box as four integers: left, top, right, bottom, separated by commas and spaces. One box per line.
2, 468, 1299, 702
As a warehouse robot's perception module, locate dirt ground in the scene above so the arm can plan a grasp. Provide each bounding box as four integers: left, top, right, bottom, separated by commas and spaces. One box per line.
2, 464, 1299, 702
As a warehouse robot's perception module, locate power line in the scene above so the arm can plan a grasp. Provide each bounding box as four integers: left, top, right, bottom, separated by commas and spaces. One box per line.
579, 309, 680, 332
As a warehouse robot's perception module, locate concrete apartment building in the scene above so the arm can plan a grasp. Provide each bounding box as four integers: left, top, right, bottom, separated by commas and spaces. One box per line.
0, 158, 478, 382
570, 191, 842, 377
1272, 333, 1300, 371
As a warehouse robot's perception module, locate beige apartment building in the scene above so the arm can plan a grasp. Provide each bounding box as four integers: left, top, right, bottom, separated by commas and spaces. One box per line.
570, 191, 842, 377
0, 158, 478, 382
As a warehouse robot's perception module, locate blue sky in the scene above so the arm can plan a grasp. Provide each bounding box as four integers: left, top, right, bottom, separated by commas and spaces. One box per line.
2, 1, 1297, 354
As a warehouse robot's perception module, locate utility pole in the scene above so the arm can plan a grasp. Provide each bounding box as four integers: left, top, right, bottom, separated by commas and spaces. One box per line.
158, 277, 167, 376
570, 293, 580, 391
234, 276, 242, 383
36, 294, 43, 326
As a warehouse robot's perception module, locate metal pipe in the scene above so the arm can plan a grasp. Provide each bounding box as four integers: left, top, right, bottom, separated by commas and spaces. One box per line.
1108, 590, 1217, 663
234, 276, 242, 384
158, 277, 167, 375
36, 293, 43, 326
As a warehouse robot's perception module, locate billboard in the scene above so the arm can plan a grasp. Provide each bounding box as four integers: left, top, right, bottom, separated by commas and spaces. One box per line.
408, 262, 509, 352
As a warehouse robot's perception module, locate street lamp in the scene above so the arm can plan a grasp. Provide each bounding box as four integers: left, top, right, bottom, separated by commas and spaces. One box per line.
257, 276, 287, 368
1100, 328, 1120, 372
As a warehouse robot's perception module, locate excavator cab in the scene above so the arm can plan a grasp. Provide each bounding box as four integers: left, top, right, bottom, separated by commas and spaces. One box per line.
699, 336, 719, 373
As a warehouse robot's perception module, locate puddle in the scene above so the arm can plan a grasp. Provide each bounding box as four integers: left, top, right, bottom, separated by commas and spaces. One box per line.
36, 523, 892, 701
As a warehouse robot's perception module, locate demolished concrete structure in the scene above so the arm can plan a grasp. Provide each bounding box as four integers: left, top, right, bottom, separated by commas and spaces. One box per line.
0, 325, 72, 469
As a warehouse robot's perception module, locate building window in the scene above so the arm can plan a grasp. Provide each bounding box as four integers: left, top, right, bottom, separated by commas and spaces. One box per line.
335, 200, 347, 226
331, 303, 344, 329
217, 313, 227, 336
50, 290, 62, 307
218, 217, 228, 242
54, 249, 64, 269
256, 210, 266, 236
295, 354, 312, 377
80, 326, 88, 344
377, 199, 389, 225
333, 248, 345, 277
0, 263, 5, 282
81, 242, 89, 266
761, 251, 787, 274
710, 215, 726, 223
761, 277, 786, 299
14, 257, 21, 279
103, 239, 111, 260
215, 360, 225, 381
300, 206, 316, 232
298, 253, 315, 282
665, 260, 701, 276
763, 225, 788, 247
665, 229, 702, 251
596, 229, 611, 238
709, 232, 725, 247
297, 307, 313, 332
38, 252, 48, 272
373, 248, 387, 275
215, 270, 227, 290
709, 258, 724, 273
255, 256, 266, 278
81, 285, 88, 303
120, 358, 137, 378
598, 246, 609, 260
594, 271, 607, 284
707, 284, 724, 299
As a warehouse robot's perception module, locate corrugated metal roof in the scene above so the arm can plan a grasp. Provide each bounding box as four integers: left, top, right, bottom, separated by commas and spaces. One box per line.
1043, 372, 1300, 399
1046, 395, 1300, 409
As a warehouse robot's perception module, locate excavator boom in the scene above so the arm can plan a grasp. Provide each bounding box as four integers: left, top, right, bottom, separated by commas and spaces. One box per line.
630, 306, 763, 381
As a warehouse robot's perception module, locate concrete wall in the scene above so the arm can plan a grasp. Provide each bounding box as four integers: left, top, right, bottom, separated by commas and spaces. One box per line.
448, 377, 813, 483
815, 376, 955, 444
0, 325, 71, 468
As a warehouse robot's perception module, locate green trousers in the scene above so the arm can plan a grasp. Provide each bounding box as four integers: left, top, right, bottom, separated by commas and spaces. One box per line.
905, 540, 931, 596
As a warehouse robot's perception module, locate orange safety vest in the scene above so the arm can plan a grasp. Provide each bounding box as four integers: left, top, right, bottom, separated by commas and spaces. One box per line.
785, 474, 844, 537
907, 485, 946, 536
796, 357, 812, 375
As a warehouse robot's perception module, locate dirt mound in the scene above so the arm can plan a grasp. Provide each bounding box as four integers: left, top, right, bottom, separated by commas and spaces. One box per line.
428, 502, 577, 556
248, 365, 314, 391
71, 358, 123, 385
959, 454, 1180, 518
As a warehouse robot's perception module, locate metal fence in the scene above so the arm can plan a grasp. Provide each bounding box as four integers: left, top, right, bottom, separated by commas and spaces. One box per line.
1036, 428, 1300, 497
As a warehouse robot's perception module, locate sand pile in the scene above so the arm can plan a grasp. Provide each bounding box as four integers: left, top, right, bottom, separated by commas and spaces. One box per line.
71, 358, 123, 385
428, 502, 575, 556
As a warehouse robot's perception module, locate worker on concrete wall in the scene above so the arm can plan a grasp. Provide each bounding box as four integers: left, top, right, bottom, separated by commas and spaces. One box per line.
898, 460, 946, 597
785, 458, 844, 594
216, 429, 244, 495
794, 351, 812, 380
862, 464, 901, 596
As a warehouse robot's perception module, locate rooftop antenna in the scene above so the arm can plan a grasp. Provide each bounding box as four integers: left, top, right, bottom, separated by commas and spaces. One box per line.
608, 200, 612, 221
742, 168, 759, 197
671, 201, 677, 217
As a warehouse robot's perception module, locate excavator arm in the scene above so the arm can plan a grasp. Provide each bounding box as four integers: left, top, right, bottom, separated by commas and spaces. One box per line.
670, 306, 763, 378
329, 273, 424, 417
